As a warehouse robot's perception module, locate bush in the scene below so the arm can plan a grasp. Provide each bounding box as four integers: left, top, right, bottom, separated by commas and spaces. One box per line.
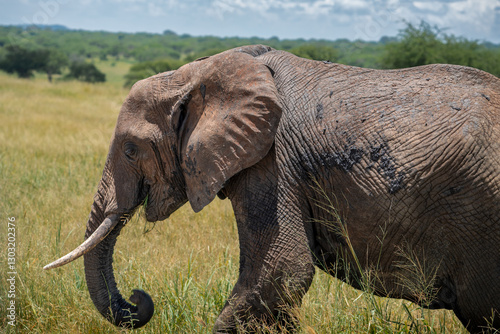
66, 61, 106, 83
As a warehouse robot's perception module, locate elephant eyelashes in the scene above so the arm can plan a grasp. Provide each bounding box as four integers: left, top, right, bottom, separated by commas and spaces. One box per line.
124, 142, 138, 161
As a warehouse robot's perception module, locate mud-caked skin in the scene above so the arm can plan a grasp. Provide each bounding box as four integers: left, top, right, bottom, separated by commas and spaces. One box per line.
61, 45, 499, 333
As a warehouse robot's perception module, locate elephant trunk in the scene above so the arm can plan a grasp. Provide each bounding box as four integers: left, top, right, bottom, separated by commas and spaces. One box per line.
44, 154, 153, 328
83, 201, 154, 329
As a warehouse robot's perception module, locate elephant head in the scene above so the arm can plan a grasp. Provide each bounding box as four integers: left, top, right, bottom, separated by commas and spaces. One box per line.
44, 45, 281, 328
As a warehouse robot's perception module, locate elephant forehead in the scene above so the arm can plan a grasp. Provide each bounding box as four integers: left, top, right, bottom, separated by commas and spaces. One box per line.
127, 78, 158, 105
115, 116, 162, 141
126, 74, 181, 110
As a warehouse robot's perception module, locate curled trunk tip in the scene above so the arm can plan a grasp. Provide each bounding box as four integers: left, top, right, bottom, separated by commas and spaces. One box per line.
118, 289, 155, 328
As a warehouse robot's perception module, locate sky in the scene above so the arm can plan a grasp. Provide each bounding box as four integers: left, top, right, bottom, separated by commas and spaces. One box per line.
1, 0, 499, 43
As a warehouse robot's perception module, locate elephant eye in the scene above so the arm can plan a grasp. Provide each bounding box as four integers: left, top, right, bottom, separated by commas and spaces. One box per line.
124, 142, 138, 160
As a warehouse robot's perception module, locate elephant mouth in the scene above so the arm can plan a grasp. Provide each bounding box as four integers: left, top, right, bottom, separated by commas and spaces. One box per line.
145, 196, 187, 223
145, 211, 165, 222
145, 206, 171, 222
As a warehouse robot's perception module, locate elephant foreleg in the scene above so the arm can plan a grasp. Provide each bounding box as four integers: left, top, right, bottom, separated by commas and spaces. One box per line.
215, 155, 315, 333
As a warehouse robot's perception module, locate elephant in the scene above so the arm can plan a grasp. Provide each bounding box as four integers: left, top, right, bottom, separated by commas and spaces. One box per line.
45, 45, 500, 333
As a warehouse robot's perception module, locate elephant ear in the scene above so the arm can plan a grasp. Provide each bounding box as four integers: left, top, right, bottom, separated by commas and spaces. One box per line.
176, 50, 281, 212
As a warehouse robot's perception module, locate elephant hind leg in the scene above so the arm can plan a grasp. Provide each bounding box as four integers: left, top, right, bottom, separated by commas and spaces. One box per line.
452, 264, 500, 333
453, 305, 500, 334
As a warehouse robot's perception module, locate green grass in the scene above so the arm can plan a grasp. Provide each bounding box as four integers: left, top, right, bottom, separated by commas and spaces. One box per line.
0, 72, 468, 333
94, 58, 134, 88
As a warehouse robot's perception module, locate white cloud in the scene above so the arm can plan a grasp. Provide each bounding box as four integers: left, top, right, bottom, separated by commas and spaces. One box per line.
413, 1, 444, 12
427, 0, 499, 35
371, 0, 499, 41
297, 0, 336, 16
148, 2, 166, 17
79, 0, 99, 5
207, 0, 372, 19
108, 0, 180, 17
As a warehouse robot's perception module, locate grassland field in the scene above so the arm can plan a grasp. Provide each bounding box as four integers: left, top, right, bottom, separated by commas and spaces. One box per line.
0, 61, 469, 333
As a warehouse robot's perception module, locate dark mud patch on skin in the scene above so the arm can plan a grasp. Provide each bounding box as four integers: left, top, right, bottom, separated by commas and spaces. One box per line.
319, 145, 364, 173
293, 144, 365, 183
316, 103, 324, 121
369, 143, 406, 194
293, 141, 405, 195
183, 144, 198, 176
442, 186, 464, 197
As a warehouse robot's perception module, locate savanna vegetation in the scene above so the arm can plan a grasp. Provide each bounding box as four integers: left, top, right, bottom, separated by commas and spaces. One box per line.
381, 21, 500, 76
1, 21, 498, 87
0, 21, 497, 333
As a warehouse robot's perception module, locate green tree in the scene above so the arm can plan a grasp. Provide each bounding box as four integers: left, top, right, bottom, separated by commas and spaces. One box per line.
124, 58, 185, 87
381, 21, 500, 77
439, 36, 500, 76
66, 61, 106, 83
40, 48, 68, 82
381, 21, 442, 69
0, 45, 47, 78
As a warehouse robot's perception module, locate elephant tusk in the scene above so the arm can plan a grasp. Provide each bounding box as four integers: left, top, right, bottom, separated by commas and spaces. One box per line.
43, 214, 121, 270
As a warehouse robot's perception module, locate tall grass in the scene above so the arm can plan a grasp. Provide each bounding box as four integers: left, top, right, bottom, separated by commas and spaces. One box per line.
0, 72, 467, 333
308, 181, 468, 334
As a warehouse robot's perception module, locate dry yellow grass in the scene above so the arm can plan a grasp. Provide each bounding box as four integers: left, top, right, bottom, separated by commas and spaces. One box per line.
0, 71, 468, 333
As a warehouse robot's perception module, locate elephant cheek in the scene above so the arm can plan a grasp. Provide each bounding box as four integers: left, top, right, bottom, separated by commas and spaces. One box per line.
145, 179, 188, 222
147, 193, 187, 222
145, 195, 172, 222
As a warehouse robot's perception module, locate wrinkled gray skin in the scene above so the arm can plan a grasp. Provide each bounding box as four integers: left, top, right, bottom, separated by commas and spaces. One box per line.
73, 46, 500, 332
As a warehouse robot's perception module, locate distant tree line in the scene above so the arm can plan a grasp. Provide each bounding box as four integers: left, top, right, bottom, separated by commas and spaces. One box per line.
0, 22, 498, 86
0, 44, 105, 82
123, 21, 499, 87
